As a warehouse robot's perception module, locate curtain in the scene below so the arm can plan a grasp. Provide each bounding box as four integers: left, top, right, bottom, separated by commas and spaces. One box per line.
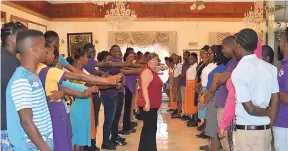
108, 31, 177, 55
209, 32, 265, 45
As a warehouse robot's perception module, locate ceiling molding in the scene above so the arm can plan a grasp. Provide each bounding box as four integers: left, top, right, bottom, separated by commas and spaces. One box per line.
51, 17, 243, 22
3, 1, 52, 20
4, 1, 257, 20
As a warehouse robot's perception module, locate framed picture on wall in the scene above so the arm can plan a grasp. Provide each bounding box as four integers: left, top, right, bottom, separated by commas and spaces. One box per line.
67, 32, 93, 57
11, 15, 28, 27
183, 49, 201, 63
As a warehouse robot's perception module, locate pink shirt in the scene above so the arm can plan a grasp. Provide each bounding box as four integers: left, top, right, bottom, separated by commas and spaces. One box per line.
219, 42, 263, 129
219, 78, 235, 129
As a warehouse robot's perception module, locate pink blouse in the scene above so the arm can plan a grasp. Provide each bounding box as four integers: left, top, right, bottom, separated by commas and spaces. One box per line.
219, 78, 235, 129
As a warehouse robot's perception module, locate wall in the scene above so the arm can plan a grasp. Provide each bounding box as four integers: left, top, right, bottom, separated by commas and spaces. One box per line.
49, 21, 249, 56
1, 3, 262, 57
1, 4, 50, 29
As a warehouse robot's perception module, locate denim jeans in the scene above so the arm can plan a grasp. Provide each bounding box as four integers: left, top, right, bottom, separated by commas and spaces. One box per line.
101, 95, 118, 145
111, 92, 125, 141
273, 127, 288, 151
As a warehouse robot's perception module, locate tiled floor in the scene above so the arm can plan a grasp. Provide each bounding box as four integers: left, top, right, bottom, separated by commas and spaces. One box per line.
96, 102, 207, 151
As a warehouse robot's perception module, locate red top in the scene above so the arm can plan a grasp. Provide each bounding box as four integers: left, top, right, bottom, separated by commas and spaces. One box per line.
137, 66, 163, 108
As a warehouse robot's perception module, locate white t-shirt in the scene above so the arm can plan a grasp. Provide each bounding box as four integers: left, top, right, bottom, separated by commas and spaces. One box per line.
186, 63, 197, 80
173, 63, 182, 78
201, 63, 217, 87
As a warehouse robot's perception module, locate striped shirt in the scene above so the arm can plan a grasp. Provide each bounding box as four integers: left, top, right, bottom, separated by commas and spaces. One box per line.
6, 67, 53, 150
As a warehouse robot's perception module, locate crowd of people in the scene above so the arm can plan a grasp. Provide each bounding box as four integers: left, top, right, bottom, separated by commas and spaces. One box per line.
164, 28, 288, 151
1, 20, 288, 151
0, 21, 165, 151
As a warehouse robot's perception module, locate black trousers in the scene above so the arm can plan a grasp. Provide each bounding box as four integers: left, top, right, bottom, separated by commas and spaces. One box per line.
138, 107, 158, 151
111, 92, 125, 141
92, 93, 101, 126
123, 87, 132, 131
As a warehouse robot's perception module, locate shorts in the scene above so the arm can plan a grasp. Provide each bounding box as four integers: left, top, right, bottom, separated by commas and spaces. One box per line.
173, 85, 182, 102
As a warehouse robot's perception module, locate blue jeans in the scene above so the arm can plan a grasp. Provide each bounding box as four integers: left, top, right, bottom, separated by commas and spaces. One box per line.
273, 127, 288, 151
101, 95, 118, 145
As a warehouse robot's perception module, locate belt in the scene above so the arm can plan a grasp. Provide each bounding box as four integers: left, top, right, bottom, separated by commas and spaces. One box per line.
236, 125, 270, 130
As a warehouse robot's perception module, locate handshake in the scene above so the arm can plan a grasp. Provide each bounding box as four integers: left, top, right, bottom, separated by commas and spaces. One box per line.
107, 72, 124, 89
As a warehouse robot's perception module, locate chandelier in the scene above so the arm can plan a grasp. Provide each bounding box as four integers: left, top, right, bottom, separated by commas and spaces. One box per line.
243, 0, 264, 31
190, 1, 205, 11
105, 1, 137, 31
273, 1, 288, 41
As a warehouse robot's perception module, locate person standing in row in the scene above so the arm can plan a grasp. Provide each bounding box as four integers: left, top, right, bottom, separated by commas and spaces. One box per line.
185, 53, 198, 126
137, 53, 163, 151
274, 28, 288, 151
6, 30, 54, 151
1, 21, 27, 150
232, 28, 279, 151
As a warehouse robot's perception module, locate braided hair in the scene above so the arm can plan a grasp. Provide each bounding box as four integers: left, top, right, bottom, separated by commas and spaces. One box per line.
235, 28, 258, 53
1, 21, 27, 47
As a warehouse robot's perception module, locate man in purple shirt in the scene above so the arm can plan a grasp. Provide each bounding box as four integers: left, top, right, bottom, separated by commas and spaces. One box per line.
174, 51, 190, 119
202, 36, 237, 151
274, 29, 288, 151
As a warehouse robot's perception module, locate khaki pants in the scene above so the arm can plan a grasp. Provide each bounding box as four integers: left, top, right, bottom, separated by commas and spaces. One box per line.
217, 108, 230, 151
234, 128, 272, 151
181, 86, 186, 114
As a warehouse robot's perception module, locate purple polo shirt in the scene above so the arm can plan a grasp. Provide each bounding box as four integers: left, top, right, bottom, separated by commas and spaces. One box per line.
99, 67, 121, 96
125, 74, 139, 94
215, 59, 238, 108
275, 57, 288, 128
179, 62, 190, 86
84, 59, 97, 75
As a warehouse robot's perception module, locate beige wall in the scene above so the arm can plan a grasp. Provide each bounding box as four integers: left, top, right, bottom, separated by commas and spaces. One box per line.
1, 4, 50, 29
50, 21, 249, 56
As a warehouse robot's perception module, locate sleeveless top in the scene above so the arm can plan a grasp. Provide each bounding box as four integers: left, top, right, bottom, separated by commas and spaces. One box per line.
137, 66, 163, 108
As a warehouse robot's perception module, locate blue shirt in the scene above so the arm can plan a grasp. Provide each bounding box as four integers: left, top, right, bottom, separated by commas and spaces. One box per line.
58, 55, 69, 67
6, 67, 53, 150
231, 54, 279, 125
206, 64, 226, 89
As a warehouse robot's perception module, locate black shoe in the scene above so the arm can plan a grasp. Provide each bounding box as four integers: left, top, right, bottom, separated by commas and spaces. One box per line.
118, 130, 130, 135
117, 136, 126, 142
95, 146, 100, 151
171, 114, 181, 119
196, 132, 210, 139
199, 145, 210, 150
131, 121, 138, 128
113, 139, 127, 146
187, 121, 198, 127
181, 115, 191, 121
197, 123, 205, 131
129, 128, 136, 133
101, 143, 116, 150
171, 110, 177, 115
167, 109, 174, 112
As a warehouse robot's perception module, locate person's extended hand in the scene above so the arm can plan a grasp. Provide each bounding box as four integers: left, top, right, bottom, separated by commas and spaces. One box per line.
199, 93, 206, 105
144, 103, 150, 112
116, 83, 122, 89
87, 86, 99, 93
218, 127, 226, 139
47, 90, 64, 102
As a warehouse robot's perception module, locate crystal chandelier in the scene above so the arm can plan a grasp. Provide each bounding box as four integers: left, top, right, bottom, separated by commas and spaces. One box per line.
273, 1, 288, 41
243, 0, 264, 31
105, 1, 137, 31
190, 1, 205, 11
